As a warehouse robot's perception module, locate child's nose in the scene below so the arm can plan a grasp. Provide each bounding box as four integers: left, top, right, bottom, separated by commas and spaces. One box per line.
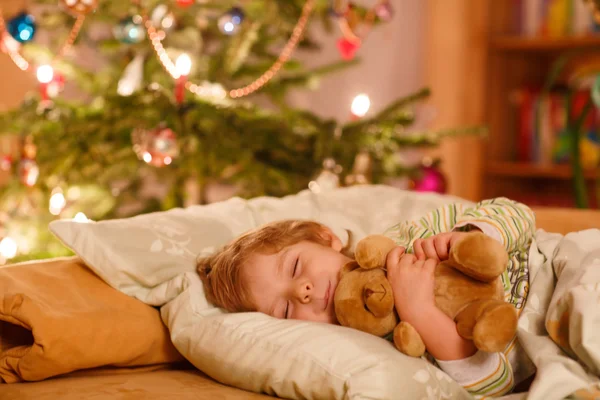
295, 281, 313, 304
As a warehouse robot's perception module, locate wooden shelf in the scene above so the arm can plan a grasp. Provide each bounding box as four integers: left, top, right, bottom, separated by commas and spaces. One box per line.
485, 162, 598, 179
491, 35, 600, 51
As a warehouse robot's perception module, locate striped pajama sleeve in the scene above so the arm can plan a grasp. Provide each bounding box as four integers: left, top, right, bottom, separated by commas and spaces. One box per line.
384, 202, 469, 251
453, 197, 536, 254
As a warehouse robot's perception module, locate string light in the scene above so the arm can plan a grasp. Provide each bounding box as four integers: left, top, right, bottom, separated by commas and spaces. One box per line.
1, 35, 29, 70
134, 0, 315, 99
49, 188, 66, 215
0, 237, 17, 259
351, 93, 371, 117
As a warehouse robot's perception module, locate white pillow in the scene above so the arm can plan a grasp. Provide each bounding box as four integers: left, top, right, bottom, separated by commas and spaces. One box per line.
162, 272, 471, 399
50, 185, 472, 399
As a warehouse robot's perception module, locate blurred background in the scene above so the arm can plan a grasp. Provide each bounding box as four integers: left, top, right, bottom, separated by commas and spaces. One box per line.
0, 0, 598, 262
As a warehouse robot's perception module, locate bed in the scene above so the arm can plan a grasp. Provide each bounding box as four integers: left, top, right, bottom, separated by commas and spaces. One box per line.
1, 188, 599, 400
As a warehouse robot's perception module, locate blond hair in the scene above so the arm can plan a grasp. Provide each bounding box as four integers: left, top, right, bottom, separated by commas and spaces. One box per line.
197, 220, 337, 313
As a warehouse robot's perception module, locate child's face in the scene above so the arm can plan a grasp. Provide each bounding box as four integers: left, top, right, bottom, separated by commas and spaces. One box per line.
243, 238, 352, 324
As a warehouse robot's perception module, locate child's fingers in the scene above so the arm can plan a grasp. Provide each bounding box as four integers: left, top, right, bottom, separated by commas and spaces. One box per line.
386, 246, 405, 266
387, 253, 414, 281
398, 253, 416, 268
449, 232, 466, 248
434, 235, 449, 260
421, 239, 439, 262
423, 258, 437, 272
413, 239, 425, 260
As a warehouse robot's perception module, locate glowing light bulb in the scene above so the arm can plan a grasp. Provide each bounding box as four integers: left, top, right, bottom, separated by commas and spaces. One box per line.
175, 54, 192, 76
143, 152, 153, 163
36, 65, 54, 84
223, 22, 235, 33
73, 212, 90, 223
351, 93, 371, 117
0, 237, 17, 259
49, 191, 66, 215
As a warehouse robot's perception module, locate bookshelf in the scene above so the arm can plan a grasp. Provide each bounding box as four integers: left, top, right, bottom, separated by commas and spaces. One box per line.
491, 35, 600, 51
486, 161, 598, 179
483, 2, 600, 208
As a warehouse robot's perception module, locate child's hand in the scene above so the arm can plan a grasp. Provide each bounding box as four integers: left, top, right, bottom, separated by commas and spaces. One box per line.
386, 248, 437, 322
412, 231, 475, 262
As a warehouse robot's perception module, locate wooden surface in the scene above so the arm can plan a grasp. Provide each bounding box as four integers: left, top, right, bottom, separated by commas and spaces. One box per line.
424, 0, 489, 201
532, 206, 600, 235
1, 368, 275, 400
492, 35, 600, 51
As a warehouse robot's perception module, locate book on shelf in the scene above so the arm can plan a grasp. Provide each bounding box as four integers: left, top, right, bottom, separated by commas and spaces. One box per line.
512, 87, 600, 167
515, 0, 599, 37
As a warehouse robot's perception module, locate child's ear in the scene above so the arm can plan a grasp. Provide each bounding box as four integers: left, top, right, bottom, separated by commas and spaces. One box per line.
320, 227, 343, 252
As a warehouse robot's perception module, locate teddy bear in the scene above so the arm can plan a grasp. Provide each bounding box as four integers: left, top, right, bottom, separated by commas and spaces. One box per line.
333, 232, 518, 357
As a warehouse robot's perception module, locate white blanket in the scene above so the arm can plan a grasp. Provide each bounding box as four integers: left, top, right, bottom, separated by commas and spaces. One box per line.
507, 229, 600, 400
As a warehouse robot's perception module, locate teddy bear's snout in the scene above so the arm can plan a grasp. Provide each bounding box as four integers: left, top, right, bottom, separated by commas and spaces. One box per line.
363, 283, 394, 318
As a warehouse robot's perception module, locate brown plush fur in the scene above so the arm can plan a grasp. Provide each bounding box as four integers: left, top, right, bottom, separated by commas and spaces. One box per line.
333, 232, 518, 357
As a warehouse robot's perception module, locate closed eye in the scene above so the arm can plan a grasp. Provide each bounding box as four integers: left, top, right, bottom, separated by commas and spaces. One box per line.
285, 257, 299, 319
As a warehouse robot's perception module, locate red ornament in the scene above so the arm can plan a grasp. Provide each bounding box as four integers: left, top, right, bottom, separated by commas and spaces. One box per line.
176, 0, 194, 7
337, 37, 361, 61
132, 125, 179, 167
411, 164, 447, 194
46, 72, 65, 99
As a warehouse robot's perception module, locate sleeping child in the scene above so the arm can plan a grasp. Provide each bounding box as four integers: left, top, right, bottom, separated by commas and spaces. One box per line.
196, 197, 551, 397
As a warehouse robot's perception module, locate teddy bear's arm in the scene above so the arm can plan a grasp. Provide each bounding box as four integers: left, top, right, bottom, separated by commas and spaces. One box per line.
447, 232, 509, 282
393, 321, 425, 357
454, 298, 518, 352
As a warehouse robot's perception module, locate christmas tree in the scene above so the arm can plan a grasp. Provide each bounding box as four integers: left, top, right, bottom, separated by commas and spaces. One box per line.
0, 0, 482, 263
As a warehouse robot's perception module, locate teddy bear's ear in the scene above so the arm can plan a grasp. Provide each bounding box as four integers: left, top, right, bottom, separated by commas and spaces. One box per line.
341, 261, 360, 276
355, 235, 397, 270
